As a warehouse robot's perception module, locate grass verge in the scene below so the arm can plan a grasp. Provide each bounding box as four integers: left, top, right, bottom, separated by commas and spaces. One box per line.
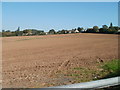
101, 59, 120, 78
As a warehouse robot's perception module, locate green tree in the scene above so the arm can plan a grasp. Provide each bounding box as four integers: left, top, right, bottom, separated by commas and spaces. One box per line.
17, 27, 20, 31
48, 29, 56, 34
86, 28, 93, 33
109, 22, 113, 28
113, 26, 119, 31
23, 29, 32, 36
107, 28, 117, 34
77, 27, 83, 32
38, 30, 46, 35
93, 26, 99, 32
99, 25, 108, 33
103, 25, 108, 30
6, 30, 11, 32
2, 30, 5, 32
58, 29, 68, 34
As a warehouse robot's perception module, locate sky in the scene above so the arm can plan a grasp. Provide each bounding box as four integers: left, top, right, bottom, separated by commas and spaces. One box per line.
2, 2, 118, 32
1, 0, 120, 2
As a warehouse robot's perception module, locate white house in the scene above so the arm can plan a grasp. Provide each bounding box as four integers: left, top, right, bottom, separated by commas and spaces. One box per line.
74, 29, 79, 33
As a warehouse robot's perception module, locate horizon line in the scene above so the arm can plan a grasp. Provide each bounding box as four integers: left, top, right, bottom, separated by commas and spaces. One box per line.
2, 24, 119, 32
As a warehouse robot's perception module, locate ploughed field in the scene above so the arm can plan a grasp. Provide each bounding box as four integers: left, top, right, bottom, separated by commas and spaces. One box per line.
2, 33, 118, 88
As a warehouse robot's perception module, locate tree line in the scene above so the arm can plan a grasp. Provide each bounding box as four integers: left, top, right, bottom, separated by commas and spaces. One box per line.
85, 23, 120, 34
1, 23, 120, 37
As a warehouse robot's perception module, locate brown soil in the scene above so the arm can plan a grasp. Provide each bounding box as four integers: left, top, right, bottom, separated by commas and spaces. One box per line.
2, 33, 118, 88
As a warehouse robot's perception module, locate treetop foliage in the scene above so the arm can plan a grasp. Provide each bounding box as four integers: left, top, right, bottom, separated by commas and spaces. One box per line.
1, 23, 120, 37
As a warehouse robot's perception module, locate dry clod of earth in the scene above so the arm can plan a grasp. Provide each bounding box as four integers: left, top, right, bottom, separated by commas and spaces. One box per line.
58, 60, 70, 70
2, 33, 118, 88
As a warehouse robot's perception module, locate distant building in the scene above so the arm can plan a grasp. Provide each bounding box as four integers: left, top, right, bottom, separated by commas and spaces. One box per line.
74, 29, 79, 33
68, 30, 71, 34
64, 30, 68, 34
117, 30, 120, 33
68, 29, 79, 33
81, 29, 87, 33
45, 32, 48, 35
